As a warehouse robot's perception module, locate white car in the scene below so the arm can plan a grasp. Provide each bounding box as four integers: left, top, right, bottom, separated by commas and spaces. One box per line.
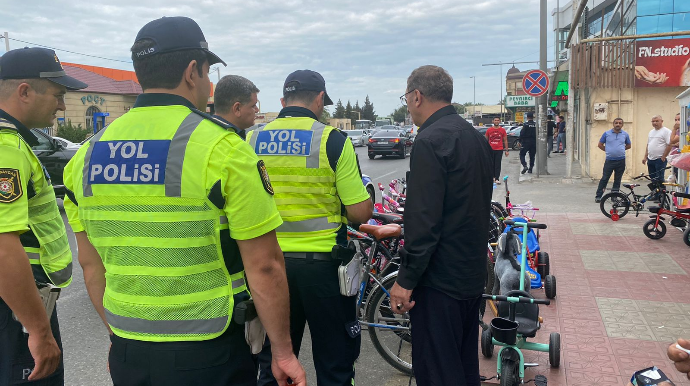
53, 136, 81, 149
346, 130, 369, 147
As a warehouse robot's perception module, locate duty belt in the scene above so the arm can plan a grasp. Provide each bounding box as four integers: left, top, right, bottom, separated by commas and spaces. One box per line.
284, 252, 332, 261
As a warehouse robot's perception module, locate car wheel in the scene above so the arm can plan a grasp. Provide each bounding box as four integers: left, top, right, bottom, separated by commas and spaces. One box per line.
368, 154, 376, 160
512, 140, 521, 150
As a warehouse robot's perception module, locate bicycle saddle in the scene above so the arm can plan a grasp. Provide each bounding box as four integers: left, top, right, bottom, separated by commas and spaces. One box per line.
372, 212, 404, 225
623, 183, 640, 189
358, 224, 402, 240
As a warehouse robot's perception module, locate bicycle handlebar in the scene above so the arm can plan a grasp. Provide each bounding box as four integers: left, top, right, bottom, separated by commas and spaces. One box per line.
675, 192, 690, 199
503, 219, 547, 229
633, 166, 673, 180
482, 294, 551, 305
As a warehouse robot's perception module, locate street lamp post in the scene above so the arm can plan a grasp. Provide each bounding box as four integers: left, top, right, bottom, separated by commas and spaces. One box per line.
469, 76, 476, 122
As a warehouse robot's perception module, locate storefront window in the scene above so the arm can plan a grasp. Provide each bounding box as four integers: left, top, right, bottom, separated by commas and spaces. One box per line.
86, 105, 101, 131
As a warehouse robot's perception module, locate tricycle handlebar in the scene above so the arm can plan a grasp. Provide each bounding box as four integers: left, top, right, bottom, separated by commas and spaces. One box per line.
482, 294, 551, 305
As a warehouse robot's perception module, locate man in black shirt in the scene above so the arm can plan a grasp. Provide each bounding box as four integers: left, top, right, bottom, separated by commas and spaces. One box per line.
547, 115, 556, 157
390, 65, 493, 386
519, 112, 537, 173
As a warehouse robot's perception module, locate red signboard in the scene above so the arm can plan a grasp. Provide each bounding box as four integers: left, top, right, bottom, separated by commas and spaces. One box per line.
635, 38, 690, 88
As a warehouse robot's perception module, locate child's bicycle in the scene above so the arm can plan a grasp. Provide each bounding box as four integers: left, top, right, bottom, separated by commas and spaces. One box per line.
599, 167, 672, 220
643, 187, 690, 246
482, 219, 559, 386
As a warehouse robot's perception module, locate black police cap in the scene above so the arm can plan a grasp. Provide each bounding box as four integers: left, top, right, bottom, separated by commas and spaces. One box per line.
132, 16, 226, 66
526, 112, 534, 118
0, 47, 87, 90
283, 70, 333, 106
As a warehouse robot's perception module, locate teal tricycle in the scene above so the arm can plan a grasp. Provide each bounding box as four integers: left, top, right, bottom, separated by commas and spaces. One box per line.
481, 219, 560, 386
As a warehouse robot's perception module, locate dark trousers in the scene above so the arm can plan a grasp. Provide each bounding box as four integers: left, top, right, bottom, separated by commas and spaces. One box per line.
519, 143, 535, 169
647, 158, 667, 182
596, 159, 626, 198
0, 299, 63, 386
109, 319, 256, 386
258, 258, 360, 386
491, 150, 504, 180
409, 287, 481, 386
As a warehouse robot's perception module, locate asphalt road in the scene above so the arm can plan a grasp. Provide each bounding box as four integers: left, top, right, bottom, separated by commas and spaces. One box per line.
56, 145, 414, 386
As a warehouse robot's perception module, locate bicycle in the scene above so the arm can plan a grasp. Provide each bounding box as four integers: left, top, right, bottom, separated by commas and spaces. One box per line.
599, 167, 672, 220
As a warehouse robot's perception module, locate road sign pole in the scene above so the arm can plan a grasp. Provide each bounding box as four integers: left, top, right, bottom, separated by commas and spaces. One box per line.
537, 0, 549, 176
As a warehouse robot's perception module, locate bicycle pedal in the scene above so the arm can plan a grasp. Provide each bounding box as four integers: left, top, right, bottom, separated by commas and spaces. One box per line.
524, 362, 539, 367
534, 374, 548, 386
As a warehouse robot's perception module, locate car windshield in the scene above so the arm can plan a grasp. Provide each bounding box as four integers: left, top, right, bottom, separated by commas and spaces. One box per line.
347, 130, 363, 136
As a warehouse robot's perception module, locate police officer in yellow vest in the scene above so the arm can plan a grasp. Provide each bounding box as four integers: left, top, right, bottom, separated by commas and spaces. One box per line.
249, 70, 372, 386
62, 17, 306, 386
0, 47, 84, 385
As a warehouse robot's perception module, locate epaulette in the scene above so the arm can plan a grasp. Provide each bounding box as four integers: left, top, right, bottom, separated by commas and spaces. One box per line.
189, 108, 240, 135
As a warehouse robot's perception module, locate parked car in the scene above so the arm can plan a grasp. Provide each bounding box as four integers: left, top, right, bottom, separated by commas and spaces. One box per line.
367, 129, 413, 159
507, 127, 522, 150
30, 129, 79, 199
346, 129, 368, 147
53, 136, 81, 149
475, 126, 489, 136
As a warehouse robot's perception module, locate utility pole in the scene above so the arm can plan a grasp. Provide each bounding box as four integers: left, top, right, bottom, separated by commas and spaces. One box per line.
470, 76, 476, 122
500, 64, 504, 122
565, 0, 580, 178
3, 32, 9, 52
537, 0, 549, 176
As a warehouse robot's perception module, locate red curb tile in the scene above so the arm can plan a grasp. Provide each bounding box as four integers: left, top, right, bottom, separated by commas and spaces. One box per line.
560, 318, 608, 336
561, 334, 613, 355
558, 306, 603, 321
565, 369, 624, 385
564, 351, 621, 375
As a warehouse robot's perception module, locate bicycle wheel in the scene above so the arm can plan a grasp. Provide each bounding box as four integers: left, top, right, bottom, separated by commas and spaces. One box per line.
366, 274, 413, 375
643, 219, 666, 239
479, 249, 495, 320
492, 201, 509, 221
600, 191, 630, 219
488, 211, 502, 244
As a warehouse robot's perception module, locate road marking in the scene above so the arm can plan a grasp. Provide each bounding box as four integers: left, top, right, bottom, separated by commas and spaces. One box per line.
372, 170, 397, 181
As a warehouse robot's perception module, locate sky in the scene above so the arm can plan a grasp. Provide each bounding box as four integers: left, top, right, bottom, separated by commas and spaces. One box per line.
1, 0, 559, 117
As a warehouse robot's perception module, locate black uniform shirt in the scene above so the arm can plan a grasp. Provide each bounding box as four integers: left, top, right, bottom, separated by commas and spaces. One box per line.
397, 105, 493, 299
520, 120, 537, 145
547, 120, 556, 137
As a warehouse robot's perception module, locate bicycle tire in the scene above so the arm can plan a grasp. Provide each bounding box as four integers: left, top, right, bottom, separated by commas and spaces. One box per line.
479, 250, 495, 320
489, 211, 502, 244
600, 191, 630, 219
492, 201, 509, 221
366, 274, 414, 375
643, 219, 666, 239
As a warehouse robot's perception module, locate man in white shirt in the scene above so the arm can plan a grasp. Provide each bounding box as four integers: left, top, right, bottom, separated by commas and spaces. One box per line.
642, 115, 672, 187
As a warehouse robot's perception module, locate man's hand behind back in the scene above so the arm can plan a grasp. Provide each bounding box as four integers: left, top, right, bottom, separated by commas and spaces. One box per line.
27, 330, 61, 380
272, 354, 307, 386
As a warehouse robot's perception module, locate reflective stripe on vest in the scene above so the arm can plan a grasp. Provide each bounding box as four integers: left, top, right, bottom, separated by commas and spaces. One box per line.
78, 110, 244, 342
248, 118, 342, 252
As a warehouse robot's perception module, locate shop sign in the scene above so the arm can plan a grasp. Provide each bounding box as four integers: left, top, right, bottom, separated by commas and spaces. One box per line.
506, 96, 535, 107
550, 81, 569, 108
515, 112, 524, 122
635, 38, 690, 88
82, 95, 106, 105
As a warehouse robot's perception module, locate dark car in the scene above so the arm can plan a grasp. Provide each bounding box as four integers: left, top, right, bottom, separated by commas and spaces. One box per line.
367, 129, 412, 159
30, 129, 79, 199
507, 127, 522, 150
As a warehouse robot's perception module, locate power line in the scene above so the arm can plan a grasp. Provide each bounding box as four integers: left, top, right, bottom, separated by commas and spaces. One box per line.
6, 37, 132, 63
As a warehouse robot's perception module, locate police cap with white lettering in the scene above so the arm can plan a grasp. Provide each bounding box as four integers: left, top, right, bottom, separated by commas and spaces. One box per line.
283, 70, 334, 106
132, 16, 226, 66
0, 47, 87, 90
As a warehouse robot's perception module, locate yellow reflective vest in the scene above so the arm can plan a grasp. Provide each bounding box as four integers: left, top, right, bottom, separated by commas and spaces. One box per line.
0, 119, 72, 287
247, 117, 346, 252
65, 106, 248, 342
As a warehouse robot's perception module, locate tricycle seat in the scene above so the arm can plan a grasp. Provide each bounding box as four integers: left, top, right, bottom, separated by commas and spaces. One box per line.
497, 290, 540, 338
623, 183, 640, 189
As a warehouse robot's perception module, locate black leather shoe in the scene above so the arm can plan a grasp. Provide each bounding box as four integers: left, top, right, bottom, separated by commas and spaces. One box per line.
521, 166, 528, 174
528, 168, 533, 174
595, 197, 601, 203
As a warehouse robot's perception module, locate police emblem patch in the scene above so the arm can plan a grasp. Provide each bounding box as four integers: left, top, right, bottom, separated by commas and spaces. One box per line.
0, 168, 22, 203
257, 160, 274, 195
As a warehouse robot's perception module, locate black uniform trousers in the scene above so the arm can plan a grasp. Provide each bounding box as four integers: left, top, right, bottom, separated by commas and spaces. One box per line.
108, 308, 256, 386
257, 258, 361, 386
0, 298, 63, 386
491, 150, 504, 181
519, 142, 536, 169
409, 286, 481, 386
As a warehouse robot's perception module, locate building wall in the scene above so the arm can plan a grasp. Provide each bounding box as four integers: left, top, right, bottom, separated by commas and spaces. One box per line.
329, 118, 352, 130
579, 86, 683, 180
57, 92, 137, 131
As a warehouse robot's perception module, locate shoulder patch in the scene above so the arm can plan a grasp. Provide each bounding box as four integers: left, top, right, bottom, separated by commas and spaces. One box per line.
257, 160, 274, 195
0, 168, 23, 203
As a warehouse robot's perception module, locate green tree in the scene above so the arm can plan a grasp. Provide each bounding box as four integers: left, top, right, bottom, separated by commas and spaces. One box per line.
320, 106, 331, 124
56, 120, 90, 143
391, 106, 407, 123
345, 100, 352, 125
452, 103, 465, 115
352, 101, 361, 126
362, 95, 376, 122
333, 99, 345, 118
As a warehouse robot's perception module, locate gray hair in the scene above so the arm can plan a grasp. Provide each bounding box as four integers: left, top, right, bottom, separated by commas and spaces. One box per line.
0, 79, 49, 100
652, 114, 663, 120
406, 65, 453, 103
214, 75, 259, 114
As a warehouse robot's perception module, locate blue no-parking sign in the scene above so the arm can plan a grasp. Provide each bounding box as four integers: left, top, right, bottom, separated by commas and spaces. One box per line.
522, 70, 550, 97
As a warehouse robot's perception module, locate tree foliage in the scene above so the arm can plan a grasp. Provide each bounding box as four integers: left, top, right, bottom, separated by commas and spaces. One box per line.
333, 99, 346, 118
391, 106, 407, 123
319, 107, 331, 124
362, 95, 376, 122
56, 120, 90, 143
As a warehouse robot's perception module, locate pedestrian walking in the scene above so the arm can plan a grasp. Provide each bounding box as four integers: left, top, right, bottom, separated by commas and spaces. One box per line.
390, 65, 493, 386
519, 112, 537, 174
250, 69, 372, 386
595, 118, 631, 203
642, 115, 672, 187
485, 117, 509, 184
555, 115, 566, 153
212, 75, 260, 139
62, 17, 305, 386
0, 47, 84, 386
547, 115, 556, 157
